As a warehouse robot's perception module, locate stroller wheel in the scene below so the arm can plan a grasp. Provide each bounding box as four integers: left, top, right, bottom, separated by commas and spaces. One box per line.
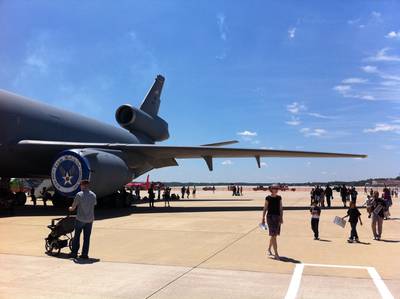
45, 239, 53, 253
68, 238, 74, 251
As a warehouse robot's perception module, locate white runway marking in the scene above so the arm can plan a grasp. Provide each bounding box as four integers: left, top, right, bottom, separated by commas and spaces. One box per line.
284, 263, 304, 299
303, 263, 367, 269
284, 263, 394, 299
367, 267, 394, 299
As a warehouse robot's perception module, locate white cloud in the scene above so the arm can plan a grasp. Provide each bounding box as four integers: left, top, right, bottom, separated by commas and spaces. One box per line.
333, 85, 351, 93
217, 13, 227, 41
221, 160, 233, 165
286, 116, 301, 126
300, 128, 327, 137
381, 145, 396, 150
342, 78, 368, 84
288, 27, 296, 39
287, 102, 306, 114
361, 65, 378, 73
237, 130, 257, 137
260, 162, 268, 167
386, 31, 400, 39
367, 48, 400, 62
347, 18, 360, 25
371, 11, 382, 22
364, 123, 400, 134
307, 112, 334, 119
25, 54, 48, 74
333, 84, 375, 101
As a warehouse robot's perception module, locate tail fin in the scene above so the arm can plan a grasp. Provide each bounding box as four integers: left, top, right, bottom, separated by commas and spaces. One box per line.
140, 75, 165, 117
145, 174, 150, 190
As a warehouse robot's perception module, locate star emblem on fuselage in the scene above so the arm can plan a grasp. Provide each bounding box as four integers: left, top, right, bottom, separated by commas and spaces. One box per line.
62, 171, 73, 186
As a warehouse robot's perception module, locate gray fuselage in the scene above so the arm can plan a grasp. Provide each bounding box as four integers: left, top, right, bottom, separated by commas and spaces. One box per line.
0, 90, 142, 178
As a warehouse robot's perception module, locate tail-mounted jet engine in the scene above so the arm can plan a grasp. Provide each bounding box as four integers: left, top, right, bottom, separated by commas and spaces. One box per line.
50, 149, 132, 200
115, 105, 169, 142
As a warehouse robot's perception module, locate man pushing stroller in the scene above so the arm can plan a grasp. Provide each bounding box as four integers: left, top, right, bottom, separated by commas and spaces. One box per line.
68, 180, 97, 259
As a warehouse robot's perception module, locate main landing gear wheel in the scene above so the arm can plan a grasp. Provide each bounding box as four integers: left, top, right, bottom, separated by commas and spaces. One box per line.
69, 238, 74, 251
15, 192, 27, 206
52, 193, 73, 208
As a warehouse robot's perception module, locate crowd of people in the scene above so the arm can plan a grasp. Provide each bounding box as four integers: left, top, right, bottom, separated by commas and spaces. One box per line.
180, 186, 196, 199
262, 184, 398, 259
230, 185, 243, 196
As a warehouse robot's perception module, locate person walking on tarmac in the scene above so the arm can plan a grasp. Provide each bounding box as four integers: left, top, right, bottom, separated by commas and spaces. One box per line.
148, 184, 155, 208
30, 187, 37, 206
68, 180, 97, 259
325, 185, 333, 208
261, 184, 283, 260
181, 186, 186, 199
340, 185, 348, 207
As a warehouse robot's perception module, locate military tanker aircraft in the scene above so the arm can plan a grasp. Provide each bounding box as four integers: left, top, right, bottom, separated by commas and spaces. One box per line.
0, 75, 366, 208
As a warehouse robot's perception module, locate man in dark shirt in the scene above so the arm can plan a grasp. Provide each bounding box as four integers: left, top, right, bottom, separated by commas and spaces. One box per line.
371, 191, 385, 240
325, 185, 333, 208
350, 187, 358, 203
343, 201, 362, 243
148, 185, 155, 208
310, 201, 321, 240
340, 185, 348, 207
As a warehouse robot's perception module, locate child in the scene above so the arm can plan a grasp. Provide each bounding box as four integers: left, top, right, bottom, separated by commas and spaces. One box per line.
342, 201, 363, 243
310, 200, 321, 240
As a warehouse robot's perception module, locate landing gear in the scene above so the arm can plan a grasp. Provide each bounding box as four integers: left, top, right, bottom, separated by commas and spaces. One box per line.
52, 192, 73, 209
0, 178, 15, 211
15, 192, 27, 206
97, 191, 133, 208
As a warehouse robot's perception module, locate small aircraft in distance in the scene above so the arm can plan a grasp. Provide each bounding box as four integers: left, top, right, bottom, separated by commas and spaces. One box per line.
125, 175, 164, 191
253, 185, 296, 192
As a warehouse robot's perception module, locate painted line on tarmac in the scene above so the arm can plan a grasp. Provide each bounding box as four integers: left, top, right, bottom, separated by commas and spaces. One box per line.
367, 267, 394, 299
303, 263, 367, 269
284, 263, 304, 299
145, 225, 259, 299
285, 263, 394, 299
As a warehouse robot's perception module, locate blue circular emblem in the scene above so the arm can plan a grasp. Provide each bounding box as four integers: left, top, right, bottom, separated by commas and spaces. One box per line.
51, 150, 90, 197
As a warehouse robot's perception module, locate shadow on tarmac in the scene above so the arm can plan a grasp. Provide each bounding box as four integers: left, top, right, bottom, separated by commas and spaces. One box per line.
269, 256, 301, 263
0, 201, 355, 220
379, 239, 400, 243
45, 252, 100, 264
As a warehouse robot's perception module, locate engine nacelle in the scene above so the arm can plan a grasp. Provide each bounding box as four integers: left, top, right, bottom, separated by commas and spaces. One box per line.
115, 104, 169, 142
51, 149, 132, 198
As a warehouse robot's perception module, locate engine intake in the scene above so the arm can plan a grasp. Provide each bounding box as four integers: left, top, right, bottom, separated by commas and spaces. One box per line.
115, 105, 169, 142
51, 149, 132, 198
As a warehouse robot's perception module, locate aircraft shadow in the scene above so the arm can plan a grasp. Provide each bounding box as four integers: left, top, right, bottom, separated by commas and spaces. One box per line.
177, 199, 252, 202
0, 201, 355, 220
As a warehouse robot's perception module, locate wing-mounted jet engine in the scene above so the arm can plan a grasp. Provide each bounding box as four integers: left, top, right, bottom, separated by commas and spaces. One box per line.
50, 149, 132, 207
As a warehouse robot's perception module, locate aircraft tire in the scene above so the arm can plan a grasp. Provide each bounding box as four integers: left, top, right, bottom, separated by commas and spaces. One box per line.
115, 193, 125, 208
15, 192, 27, 206
52, 193, 72, 209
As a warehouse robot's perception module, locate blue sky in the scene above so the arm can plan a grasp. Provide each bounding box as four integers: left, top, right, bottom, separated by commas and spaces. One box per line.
1, 1, 399, 183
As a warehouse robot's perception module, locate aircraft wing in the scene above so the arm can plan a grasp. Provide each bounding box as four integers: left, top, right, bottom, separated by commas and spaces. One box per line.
17, 140, 367, 171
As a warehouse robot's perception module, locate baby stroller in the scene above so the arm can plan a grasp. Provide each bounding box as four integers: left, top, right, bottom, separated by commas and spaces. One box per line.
45, 215, 75, 255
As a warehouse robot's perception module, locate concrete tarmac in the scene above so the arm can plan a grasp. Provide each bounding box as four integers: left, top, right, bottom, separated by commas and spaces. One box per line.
0, 187, 399, 298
